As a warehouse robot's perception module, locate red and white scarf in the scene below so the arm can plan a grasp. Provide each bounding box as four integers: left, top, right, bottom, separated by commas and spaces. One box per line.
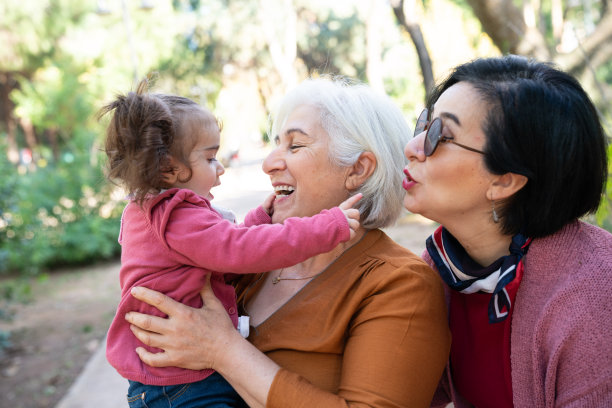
426, 226, 532, 323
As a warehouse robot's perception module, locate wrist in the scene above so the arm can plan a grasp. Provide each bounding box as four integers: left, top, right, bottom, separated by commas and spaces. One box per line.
212, 329, 246, 372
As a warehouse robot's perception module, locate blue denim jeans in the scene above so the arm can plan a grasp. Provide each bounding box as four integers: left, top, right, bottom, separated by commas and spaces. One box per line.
127, 373, 248, 408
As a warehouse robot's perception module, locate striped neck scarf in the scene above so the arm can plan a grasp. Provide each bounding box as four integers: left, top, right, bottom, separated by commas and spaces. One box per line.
426, 226, 532, 324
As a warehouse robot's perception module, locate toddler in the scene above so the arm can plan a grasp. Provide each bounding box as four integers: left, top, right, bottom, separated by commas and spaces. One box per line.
100, 79, 361, 407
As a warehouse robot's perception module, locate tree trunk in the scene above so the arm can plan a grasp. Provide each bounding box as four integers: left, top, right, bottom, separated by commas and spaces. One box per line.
464, 0, 612, 83
47, 128, 60, 162
522, 0, 537, 29
260, 0, 298, 93
255, 71, 272, 123
554, 9, 612, 78
551, 0, 564, 42
465, 0, 551, 60
366, 0, 385, 92
391, 0, 435, 102
19, 116, 37, 152
0, 73, 19, 163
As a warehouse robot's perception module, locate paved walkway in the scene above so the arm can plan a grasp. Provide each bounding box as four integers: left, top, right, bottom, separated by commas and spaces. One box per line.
56, 341, 126, 407
55, 149, 438, 407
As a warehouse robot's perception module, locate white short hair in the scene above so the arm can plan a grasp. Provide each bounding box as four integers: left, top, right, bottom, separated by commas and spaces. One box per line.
270, 77, 410, 229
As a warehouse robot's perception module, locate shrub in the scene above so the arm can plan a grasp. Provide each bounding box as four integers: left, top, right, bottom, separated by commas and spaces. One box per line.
0, 139, 123, 275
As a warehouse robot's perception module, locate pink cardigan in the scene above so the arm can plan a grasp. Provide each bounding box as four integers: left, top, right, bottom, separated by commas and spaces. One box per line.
106, 188, 350, 386
428, 220, 612, 407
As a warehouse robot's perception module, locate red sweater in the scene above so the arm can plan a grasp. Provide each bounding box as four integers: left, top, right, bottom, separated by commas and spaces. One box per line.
106, 188, 350, 385
429, 220, 612, 407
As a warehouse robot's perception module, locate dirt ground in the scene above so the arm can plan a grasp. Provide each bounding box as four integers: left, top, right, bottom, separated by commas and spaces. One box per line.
0, 213, 437, 408
0, 261, 122, 408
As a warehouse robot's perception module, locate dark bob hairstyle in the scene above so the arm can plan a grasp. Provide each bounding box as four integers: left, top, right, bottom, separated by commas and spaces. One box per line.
428, 55, 608, 238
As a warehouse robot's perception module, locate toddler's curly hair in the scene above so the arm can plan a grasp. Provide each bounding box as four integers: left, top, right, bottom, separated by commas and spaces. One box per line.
99, 79, 220, 204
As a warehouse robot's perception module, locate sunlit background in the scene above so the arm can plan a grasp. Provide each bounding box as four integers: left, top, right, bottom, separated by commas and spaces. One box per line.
1, 0, 610, 275
1, 0, 611, 406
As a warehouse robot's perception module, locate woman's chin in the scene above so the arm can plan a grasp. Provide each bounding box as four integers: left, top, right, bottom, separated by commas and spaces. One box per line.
271, 194, 293, 222
402, 195, 419, 214
271, 211, 290, 224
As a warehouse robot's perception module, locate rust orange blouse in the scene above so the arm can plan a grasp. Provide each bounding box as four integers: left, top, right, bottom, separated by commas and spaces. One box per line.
236, 229, 451, 407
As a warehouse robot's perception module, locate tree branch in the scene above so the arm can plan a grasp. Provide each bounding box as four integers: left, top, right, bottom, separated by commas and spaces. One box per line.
464, 0, 550, 60
554, 9, 612, 76
390, 0, 434, 101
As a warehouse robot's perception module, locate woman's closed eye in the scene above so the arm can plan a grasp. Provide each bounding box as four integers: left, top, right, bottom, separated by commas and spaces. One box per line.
438, 123, 457, 144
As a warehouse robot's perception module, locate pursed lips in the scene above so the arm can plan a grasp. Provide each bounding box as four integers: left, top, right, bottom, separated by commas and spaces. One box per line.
402, 168, 417, 190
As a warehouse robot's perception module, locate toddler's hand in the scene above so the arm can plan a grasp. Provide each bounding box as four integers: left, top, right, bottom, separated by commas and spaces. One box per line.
262, 193, 276, 216
339, 193, 362, 239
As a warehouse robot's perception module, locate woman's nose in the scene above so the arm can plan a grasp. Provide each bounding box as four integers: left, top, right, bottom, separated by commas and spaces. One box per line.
262, 147, 285, 175
404, 131, 426, 162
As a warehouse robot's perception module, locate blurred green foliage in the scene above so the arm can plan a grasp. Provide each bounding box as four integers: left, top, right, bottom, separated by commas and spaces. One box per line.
0, 0, 611, 281
0, 54, 124, 274
0, 0, 609, 365
0, 139, 122, 275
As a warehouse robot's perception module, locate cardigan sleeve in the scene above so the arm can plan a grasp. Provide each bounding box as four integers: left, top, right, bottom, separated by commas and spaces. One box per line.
160, 202, 350, 274
531, 277, 612, 407
266, 261, 451, 408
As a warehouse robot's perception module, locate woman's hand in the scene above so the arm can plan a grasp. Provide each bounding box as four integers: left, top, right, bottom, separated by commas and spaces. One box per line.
127, 274, 280, 407
125, 274, 241, 371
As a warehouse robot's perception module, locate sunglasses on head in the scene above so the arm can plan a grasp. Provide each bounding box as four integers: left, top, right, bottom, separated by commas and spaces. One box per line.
414, 108, 485, 156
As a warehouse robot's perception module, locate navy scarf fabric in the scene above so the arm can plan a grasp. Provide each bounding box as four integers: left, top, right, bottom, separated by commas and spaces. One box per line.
426, 226, 531, 323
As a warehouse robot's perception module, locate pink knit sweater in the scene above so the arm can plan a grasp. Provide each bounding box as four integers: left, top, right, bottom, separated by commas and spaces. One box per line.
428, 220, 612, 407
106, 188, 350, 386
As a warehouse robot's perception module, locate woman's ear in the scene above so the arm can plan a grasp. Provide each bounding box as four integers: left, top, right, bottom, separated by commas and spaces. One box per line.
345, 151, 377, 190
488, 172, 528, 201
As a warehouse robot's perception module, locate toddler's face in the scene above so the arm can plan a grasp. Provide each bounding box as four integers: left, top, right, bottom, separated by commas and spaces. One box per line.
173, 126, 224, 200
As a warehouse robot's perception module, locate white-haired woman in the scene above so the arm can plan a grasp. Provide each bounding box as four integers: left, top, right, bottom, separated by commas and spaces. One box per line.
125, 77, 451, 407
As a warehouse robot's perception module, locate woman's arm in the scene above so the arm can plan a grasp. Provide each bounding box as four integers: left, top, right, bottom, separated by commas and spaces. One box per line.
125, 275, 277, 407
127, 261, 451, 407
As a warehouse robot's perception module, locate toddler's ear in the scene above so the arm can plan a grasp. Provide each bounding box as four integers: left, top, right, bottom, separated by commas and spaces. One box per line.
160, 156, 181, 185
161, 171, 178, 185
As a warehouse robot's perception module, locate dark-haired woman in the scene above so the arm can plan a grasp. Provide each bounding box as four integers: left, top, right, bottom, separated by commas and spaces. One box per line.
403, 55, 612, 407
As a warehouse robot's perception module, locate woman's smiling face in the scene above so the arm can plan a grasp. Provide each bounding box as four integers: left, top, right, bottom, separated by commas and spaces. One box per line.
402, 82, 494, 226
262, 104, 351, 224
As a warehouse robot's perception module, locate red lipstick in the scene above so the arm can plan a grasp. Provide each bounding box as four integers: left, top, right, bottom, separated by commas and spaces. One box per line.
402, 168, 416, 190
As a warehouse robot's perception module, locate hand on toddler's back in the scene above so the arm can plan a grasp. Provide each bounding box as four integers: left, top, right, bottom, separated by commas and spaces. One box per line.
339, 193, 362, 239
